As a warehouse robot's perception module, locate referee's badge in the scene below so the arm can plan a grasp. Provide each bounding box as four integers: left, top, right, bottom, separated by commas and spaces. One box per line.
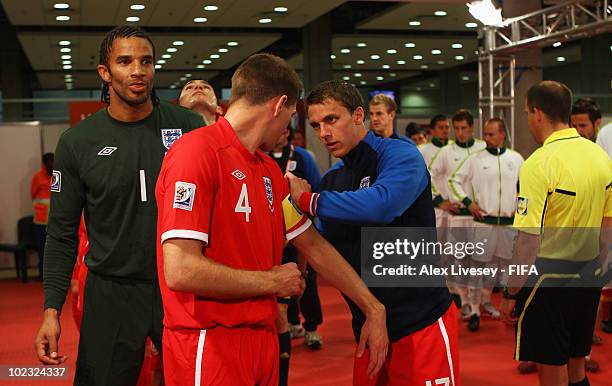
161, 128, 183, 151
263, 177, 274, 212
516, 196, 528, 215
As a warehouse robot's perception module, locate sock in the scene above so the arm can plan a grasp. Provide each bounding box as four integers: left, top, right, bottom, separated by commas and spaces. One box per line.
458, 286, 469, 307
278, 332, 291, 386
569, 377, 590, 386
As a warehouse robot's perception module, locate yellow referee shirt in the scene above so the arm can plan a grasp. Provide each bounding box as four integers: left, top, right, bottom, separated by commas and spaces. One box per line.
513, 128, 612, 261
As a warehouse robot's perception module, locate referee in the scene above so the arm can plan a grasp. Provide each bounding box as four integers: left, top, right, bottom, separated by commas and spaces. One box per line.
501, 81, 612, 386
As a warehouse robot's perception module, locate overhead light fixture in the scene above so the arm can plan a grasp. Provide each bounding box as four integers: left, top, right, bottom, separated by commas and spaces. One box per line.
437, 60, 445, 65
227, 41, 239, 46
341, 48, 351, 54
259, 18, 272, 24
274, 7, 288, 13
64, 74, 72, 78
60, 47, 71, 53
397, 60, 406, 65
405, 42, 415, 48
452, 43, 463, 49
465, 22, 478, 28
126, 16, 140, 22
59, 40, 71, 46
462, 75, 470, 81
386, 49, 397, 54
409, 21, 421, 26
389, 73, 396, 77
553, 41, 562, 47
167, 47, 178, 53
154, 64, 162, 69
63, 65, 72, 69
354, 73, 362, 77
413, 55, 423, 60
416, 87, 422, 91
342, 76, 350, 81
210, 54, 220, 59
130, 4, 145, 10
185, 73, 192, 78
360, 81, 366, 85
196, 64, 205, 69
330, 54, 336, 60
157, 60, 166, 64
56, 15, 70, 21
421, 64, 429, 69
370, 54, 380, 60
382, 64, 390, 69
53, 3, 69, 9
431, 49, 442, 55
169, 84, 176, 89
455, 55, 465, 60
556, 56, 566, 62
429, 83, 436, 87
173, 41, 184, 46
204, 5, 219, 11
62, 60, 71, 65
344, 64, 352, 69
180, 77, 187, 81
434, 10, 447, 16
218, 48, 229, 53
467, 0, 503, 27
194, 17, 208, 23
356, 42, 367, 47
61, 55, 71, 60
356, 60, 365, 65
203, 59, 212, 64
376, 76, 384, 81
162, 54, 171, 59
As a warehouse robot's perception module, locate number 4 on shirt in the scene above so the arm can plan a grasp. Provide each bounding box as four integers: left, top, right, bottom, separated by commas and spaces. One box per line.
235, 183, 252, 222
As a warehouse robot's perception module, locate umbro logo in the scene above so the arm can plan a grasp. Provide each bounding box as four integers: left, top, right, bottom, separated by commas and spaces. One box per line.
232, 169, 246, 180
98, 146, 117, 156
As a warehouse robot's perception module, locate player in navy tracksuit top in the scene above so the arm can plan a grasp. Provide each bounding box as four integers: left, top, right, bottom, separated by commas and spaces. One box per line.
289, 80, 460, 386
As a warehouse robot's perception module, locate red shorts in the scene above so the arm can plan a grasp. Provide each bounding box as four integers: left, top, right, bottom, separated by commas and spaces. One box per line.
354, 305, 460, 386
163, 325, 279, 386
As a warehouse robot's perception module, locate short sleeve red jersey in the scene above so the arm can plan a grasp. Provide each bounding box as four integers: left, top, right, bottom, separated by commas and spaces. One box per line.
156, 117, 311, 330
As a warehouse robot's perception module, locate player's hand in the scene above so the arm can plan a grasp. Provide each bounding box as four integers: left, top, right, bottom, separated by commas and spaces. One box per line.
285, 172, 312, 202
500, 298, 517, 325
34, 309, 67, 365
270, 263, 305, 298
356, 304, 388, 379
468, 203, 486, 221
439, 200, 459, 214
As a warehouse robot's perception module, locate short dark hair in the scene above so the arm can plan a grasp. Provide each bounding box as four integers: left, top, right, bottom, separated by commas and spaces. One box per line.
178, 79, 215, 100
526, 80, 572, 124
99, 26, 156, 104
452, 109, 474, 126
230, 53, 302, 106
405, 122, 424, 137
485, 117, 507, 136
430, 114, 448, 129
306, 80, 364, 114
571, 97, 601, 125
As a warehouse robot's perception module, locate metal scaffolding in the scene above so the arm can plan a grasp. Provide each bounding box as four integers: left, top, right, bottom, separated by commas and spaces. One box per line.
477, 0, 612, 146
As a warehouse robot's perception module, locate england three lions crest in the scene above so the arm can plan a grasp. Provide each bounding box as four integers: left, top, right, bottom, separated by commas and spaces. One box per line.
263, 177, 274, 212
161, 129, 183, 151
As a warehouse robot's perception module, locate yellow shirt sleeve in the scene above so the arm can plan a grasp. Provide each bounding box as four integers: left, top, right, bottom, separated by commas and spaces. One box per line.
604, 159, 612, 218
282, 194, 312, 241
513, 156, 550, 234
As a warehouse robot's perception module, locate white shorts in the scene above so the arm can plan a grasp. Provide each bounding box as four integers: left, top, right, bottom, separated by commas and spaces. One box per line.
470, 222, 517, 263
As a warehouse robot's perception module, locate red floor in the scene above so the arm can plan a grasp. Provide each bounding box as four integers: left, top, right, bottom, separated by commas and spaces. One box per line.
1, 278, 610, 386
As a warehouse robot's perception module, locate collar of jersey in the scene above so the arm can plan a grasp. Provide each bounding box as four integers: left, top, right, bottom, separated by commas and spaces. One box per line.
486, 147, 506, 156
455, 138, 475, 148
431, 137, 448, 147
342, 131, 375, 167
543, 128, 580, 146
218, 116, 261, 163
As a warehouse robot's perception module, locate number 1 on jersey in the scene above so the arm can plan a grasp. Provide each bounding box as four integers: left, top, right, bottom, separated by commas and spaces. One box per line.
235, 183, 252, 222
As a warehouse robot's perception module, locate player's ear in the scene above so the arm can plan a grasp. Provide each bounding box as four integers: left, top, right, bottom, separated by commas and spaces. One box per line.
353, 106, 365, 124
272, 95, 288, 117
97, 65, 111, 83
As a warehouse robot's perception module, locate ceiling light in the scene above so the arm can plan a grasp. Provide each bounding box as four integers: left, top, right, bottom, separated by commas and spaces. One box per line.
397, 60, 406, 65
452, 43, 463, 49
180, 77, 187, 81
185, 73, 192, 78
430, 83, 436, 87
553, 41, 561, 47
421, 64, 429, 69
63, 65, 72, 70
437, 60, 446, 65
416, 87, 422, 91
56, 15, 70, 21
126, 16, 140, 22
60, 47, 71, 53
196, 64, 205, 69
341, 48, 351, 54
53, 3, 69, 9
330, 54, 336, 59
210, 54, 220, 59
390, 73, 396, 77
360, 81, 366, 85
203, 59, 212, 64
342, 76, 350, 81
62, 60, 71, 65
356, 42, 367, 47
258, 18, 272, 24
274, 7, 288, 13
413, 55, 423, 60
409, 21, 421, 26
59, 40, 71, 46
354, 73, 362, 77
155, 64, 162, 69
169, 84, 176, 89
157, 59, 166, 64
356, 59, 365, 65
218, 48, 228, 53
432, 49, 442, 55
227, 41, 239, 46
173, 41, 184, 46
435, 10, 447, 16
194, 17, 208, 23
64, 74, 72, 78
376, 76, 384, 81
370, 54, 380, 60
382, 64, 390, 69
204, 5, 219, 11
344, 64, 352, 69
60, 55, 71, 60
167, 47, 178, 52
462, 76, 470, 81
455, 55, 465, 60
162, 54, 171, 59
465, 22, 478, 28
467, 0, 503, 27
556, 56, 566, 62
405, 42, 415, 48
386, 49, 397, 54
130, 4, 145, 10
